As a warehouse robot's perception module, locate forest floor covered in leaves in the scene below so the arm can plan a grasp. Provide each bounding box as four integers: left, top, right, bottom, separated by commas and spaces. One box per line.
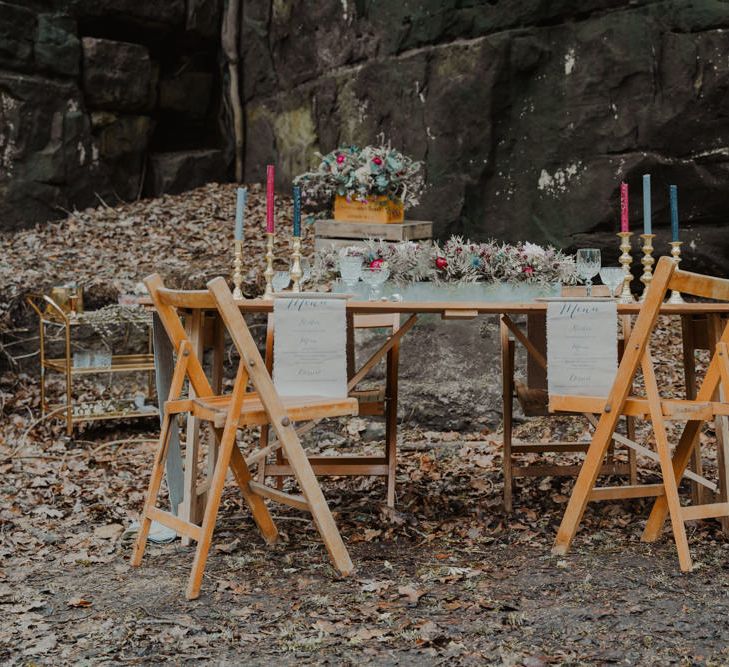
2, 185, 729, 664
3, 370, 729, 665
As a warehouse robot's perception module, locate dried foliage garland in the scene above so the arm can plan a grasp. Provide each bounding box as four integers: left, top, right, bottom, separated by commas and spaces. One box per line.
315, 237, 578, 286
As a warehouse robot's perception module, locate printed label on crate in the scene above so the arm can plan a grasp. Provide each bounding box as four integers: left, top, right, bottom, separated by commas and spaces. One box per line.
273, 295, 348, 398
547, 300, 617, 397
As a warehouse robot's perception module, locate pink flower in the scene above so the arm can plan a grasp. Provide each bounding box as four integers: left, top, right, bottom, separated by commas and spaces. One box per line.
370, 258, 384, 269
336, 154, 345, 164
435, 257, 448, 270
523, 266, 534, 275
372, 156, 383, 166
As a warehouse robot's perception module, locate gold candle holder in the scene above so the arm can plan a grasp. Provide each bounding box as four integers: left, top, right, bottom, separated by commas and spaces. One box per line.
264, 232, 275, 299
668, 241, 684, 304
617, 231, 635, 303
639, 233, 655, 302
290, 236, 303, 292
232, 239, 243, 299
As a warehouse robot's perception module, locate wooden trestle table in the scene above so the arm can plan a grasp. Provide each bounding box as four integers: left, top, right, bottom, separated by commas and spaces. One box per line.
149, 297, 729, 536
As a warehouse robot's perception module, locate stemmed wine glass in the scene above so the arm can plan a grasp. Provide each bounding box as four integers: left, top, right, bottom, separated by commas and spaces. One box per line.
339, 255, 363, 292
576, 248, 601, 296
361, 263, 390, 301
599, 266, 624, 298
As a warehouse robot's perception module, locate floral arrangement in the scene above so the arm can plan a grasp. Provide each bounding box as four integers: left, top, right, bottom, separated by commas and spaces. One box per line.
294, 144, 425, 209
315, 237, 578, 286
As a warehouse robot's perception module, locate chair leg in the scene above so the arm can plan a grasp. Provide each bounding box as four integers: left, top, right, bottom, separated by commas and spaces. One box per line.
653, 422, 692, 571
641, 351, 693, 570
229, 445, 279, 544
642, 420, 703, 543
131, 411, 175, 567
211, 426, 279, 544
279, 429, 353, 576
186, 422, 239, 600
552, 424, 615, 555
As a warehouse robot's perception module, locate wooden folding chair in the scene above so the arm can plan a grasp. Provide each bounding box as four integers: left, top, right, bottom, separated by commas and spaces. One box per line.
131, 275, 358, 599
499, 286, 636, 511
551, 256, 729, 571
258, 311, 416, 507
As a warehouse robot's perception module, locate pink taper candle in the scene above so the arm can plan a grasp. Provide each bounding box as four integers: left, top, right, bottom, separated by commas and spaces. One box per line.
620, 181, 629, 232
266, 164, 275, 233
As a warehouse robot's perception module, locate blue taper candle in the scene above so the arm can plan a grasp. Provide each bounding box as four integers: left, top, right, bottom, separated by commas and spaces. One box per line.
670, 185, 679, 242
234, 187, 247, 241
292, 185, 302, 237
642, 174, 652, 235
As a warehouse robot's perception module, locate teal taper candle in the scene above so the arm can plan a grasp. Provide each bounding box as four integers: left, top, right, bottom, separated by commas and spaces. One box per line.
642, 174, 651, 235
670, 185, 679, 242
292, 186, 301, 237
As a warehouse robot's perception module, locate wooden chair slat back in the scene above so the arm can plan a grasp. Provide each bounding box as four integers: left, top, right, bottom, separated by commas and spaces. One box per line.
144, 273, 214, 398
155, 288, 216, 310
669, 265, 729, 302
144, 275, 189, 351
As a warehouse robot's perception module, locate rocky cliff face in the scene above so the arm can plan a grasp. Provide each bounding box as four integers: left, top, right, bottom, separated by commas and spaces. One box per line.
0, 0, 227, 230
242, 0, 729, 274
3, 1, 729, 274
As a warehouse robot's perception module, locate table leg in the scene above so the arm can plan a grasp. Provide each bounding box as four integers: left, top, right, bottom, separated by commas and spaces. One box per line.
680, 314, 702, 505
621, 315, 638, 485
708, 314, 729, 533
500, 317, 514, 513
207, 315, 225, 482
259, 314, 279, 487
385, 331, 400, 508
152, 313, 184, 515
180, 310, 205, 544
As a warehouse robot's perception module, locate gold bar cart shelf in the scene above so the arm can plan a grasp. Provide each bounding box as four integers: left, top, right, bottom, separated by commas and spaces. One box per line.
43, 354, 155, 375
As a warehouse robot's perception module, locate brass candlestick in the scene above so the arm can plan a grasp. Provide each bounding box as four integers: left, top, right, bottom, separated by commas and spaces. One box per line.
617, 231, 635, 303
668, 240, 684, 304
290, 236, 303, 292
639, 233, 656, 302
264, 232, 275, 299
232, 239, 243, 299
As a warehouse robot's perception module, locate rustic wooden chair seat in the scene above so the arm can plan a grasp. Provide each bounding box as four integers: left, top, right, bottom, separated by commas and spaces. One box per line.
348, 386, 387, 404
550, 394, 729, 421
552, 256, 729, 571
131, 274, 356, 599
187, 393, 358, 428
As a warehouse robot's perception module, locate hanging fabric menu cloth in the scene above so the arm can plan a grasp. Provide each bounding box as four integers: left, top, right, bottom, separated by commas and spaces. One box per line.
273, 294, 348, 398
547, 300, 618, 397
